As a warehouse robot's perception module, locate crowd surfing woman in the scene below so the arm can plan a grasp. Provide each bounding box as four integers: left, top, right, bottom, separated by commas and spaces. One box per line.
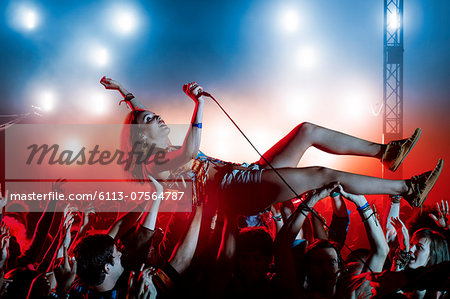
100, 77, 443, 215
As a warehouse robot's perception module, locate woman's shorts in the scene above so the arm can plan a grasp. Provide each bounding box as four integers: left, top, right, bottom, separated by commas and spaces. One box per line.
220, 163, 263, 188
218, 163, 269, 215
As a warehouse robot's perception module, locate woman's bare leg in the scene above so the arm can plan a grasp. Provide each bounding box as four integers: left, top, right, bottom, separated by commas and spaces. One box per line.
229, 166, 408, 215
258, 122, 385, 168
260, 167, 408, 204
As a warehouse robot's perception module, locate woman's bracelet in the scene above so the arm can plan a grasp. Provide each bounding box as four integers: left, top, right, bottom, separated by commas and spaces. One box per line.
357, 202, 372, 221
272, 214, 282, 221
192, 123, 202, 128
331, 191, 340, 198
390, 194, 401, 204
119, 93, 135, 107
124, 93, 135, 101
361, 212, 375, 223
394, 248, 411, 269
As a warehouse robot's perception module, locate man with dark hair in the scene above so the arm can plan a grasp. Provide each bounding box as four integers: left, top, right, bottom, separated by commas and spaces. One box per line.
304, 239, 343, 297
226, 226, 277, 297
69, 234, 125, 297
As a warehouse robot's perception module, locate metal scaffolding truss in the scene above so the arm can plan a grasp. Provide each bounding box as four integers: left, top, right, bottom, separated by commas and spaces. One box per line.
383, 0, 403, 139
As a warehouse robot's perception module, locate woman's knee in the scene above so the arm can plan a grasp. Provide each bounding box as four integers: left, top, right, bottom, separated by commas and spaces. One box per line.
295, 122, 317, 139
310, 166, 338, 181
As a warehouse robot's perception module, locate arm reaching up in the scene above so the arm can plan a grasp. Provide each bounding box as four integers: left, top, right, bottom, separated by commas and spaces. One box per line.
339, 186, 389, 273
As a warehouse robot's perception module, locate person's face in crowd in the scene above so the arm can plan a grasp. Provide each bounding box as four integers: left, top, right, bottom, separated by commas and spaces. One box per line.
408, 236, 431, 269
308, 247, 340, 289
108, 246, 124, 280
136, 110, 170, 144
147, 244, 159, 266
238, 250, 271, 283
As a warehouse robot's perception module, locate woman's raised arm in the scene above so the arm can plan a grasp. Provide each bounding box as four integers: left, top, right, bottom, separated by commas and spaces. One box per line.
147, 82, 205, 174
100, 76, 148, 111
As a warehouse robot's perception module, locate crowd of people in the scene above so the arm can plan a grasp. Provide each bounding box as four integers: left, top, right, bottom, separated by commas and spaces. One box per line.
0, 78, 447, 298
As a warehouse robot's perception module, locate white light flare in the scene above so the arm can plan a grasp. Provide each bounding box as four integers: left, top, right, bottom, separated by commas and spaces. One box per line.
38, 91, 55, 112
108, 5, 140, 36
22, 8, 38, 29
280, 9, 300, 33
89, 92, 109, 115
62, 138, 84, 153
91, 46, 110, 67
8, 3, 41, 32
388, 10, 400, 30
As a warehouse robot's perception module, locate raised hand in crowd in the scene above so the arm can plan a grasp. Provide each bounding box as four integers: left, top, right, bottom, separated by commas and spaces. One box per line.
54, 245, 77, 295
0, 222, 10, 271
429, 199, 449, 230
55, 204, 76, 262
339, 186, 389, 273
391, 217, 409, 251
81, 204, 96, 231
0, 186, 8, 212
127, 266, 157, 299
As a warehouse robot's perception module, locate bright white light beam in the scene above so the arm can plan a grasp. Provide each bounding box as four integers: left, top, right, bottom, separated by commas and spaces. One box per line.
8, 3, 40, 32
89, 92, 109, 115
388, 10, 400, 30
280, 9, 300, 33
38, 91, 55, 112
109, 6, 139, 36
91, 46, 110, 67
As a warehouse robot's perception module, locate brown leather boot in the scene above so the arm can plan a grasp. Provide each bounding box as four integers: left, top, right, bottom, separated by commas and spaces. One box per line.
382, 128, 422, 172
403, 159, 444, 208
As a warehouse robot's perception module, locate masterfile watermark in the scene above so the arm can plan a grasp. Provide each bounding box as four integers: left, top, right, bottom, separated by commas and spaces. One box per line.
5, 124, 194, 212
26, 142, 168, 170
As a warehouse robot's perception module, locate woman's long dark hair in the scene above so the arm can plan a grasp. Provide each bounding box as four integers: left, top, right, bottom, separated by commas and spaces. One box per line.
121, 111, 162, 183
411, 228, 449, 266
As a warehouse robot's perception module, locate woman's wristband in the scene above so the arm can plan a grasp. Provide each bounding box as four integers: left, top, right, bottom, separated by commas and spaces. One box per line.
192, 123, 202, 128
357, 202, 370, 211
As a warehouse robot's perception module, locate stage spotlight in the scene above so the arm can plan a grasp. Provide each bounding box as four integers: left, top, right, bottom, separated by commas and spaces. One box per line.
38, 91, 55, 112
108, 5, 139, 36
8, 3, 40, 32
90, 92, 109, 115
63, 138, 84, 153
91, 46, 110, 67
22, 8, 38, 30
295, 46, 317, 69
388, 10, 400, 30
280, 9, 300, 33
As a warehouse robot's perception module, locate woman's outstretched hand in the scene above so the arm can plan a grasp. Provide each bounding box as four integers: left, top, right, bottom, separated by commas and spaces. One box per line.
100, 76, 122, 90
304, 182, 340, 205
183, 82, 204, 103
391, 217, 409, 251
337, 185, 367, 207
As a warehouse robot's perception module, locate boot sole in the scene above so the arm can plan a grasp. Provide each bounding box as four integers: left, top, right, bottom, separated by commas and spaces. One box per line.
390, 128, 422, 172
417, 159, 444, 207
